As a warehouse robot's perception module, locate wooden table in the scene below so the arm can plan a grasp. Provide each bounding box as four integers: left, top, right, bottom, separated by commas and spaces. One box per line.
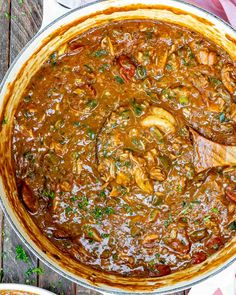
0, 1, 190, 294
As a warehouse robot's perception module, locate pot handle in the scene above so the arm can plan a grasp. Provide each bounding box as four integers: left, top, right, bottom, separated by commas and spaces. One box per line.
40, 0, 69, 30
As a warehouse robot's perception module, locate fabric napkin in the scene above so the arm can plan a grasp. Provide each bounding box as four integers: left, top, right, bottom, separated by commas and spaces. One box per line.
185, 0, 236, 28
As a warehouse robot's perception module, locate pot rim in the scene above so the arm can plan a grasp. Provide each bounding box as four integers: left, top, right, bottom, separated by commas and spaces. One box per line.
0, 0, 235, 294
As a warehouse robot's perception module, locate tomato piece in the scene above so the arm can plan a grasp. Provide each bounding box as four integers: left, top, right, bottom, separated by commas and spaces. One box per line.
225, 186, 236, 202
118, 55, 136, 80
154, 264, 171, 277
192, 251, 207, 264
206, 236, 224, 254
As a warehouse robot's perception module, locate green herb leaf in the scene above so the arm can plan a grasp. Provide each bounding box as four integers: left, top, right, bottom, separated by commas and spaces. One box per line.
166, 64, 173, 71
49, 52, 58, 66
15, 245, 29, 263
1, 118, 7, 126
92, 49, 108, 57
114, 75, 124, 84
83, 64, 94, 73
131, 99, 143, 116
211, 207, 219, 214
4, 12, 10, 20
219, 112, 225, 123
25, 267, 44, 277
179, 96, 189, 105
87, 128, 96, 140
99, 63, 110, 73
228, 221, 236, 231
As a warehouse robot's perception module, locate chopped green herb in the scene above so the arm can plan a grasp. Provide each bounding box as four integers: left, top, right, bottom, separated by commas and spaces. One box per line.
203, 215, 211, 222
73, 121, 81, 127
211, 207, 219, 214
145, 30, 153, 39
65, 206, 72, 214
228, 221, 236, 231
101, 233, 110, 238
1, 118, 7, 126
86, 99, 97, 109
182, 59, 189, 66
4, 12, 10, 20
114, 75, 124, 84
99, 63, 110, 73
15, 245, 29, 263
18, 0, 24, 4
177, 185, 183, 193
87, 128, 96, 140
135, 65, 147, 80
78, 196, 89, 209
99, 190, 106, 198
219, 112, 225, 123
83, 64, 94, 73
131, 99, 143, 116
150, 126, 163, 144
70, 196, 77, 202
123, 204, 133, 215
179, 96, 189, 105
49, 52, 57, 66
164, 214, 173, 228
43, 190, 55, 199
210, 77, 222, 87
166, 64, 173, 71
92, 49, 108, 57
25, 267, 44, 277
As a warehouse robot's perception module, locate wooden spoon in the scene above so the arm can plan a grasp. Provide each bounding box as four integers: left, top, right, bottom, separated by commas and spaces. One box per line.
190, 129, 236, 173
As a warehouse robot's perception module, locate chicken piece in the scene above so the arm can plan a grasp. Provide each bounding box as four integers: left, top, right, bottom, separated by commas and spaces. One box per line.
197, 50, 217, 66
221, 64, 236, 94
21, 182, 39, 214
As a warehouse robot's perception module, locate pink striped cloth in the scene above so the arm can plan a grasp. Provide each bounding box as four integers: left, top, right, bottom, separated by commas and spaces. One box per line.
184, 0, 236, 28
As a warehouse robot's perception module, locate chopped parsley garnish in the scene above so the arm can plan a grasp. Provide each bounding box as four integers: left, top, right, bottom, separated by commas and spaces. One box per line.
43, 190, 55, 199
114, 75, 124, 84
65, 206, 72, 214
131, 99, 143, 116
25, 267, 44, 277
219, 112, 225, 123
211, 207, 219, 214
1, 118, 7, 126
99, 63, 110, 73
92, 49, 108, 57
15, 245, 29, 263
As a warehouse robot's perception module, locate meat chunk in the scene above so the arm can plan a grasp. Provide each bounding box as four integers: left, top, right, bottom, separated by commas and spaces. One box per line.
21, 182, 39, 214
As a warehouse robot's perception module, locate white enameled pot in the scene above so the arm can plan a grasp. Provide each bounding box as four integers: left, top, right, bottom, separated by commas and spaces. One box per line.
0, 0, 235, 294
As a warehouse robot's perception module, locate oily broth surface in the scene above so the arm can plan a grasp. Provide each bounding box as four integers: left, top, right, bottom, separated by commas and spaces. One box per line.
12, 20, 236, 277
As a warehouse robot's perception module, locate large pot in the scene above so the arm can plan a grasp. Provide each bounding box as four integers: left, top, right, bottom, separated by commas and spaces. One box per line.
0, 0, 235, 294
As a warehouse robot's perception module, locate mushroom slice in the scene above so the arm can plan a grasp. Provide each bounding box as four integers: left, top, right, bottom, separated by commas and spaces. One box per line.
141, 107, 176, 134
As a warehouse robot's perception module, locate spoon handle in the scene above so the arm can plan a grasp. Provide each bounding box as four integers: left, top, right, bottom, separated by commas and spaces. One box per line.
191, 129, 236, 173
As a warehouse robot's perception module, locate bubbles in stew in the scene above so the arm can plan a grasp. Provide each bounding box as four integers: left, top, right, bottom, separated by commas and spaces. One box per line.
12, 20, 236, 277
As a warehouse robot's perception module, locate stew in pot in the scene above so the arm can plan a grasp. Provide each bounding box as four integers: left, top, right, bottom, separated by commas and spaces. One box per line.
12, 20, 236, 277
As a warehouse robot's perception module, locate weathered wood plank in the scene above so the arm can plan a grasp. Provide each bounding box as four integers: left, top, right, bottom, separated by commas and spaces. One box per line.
1, 0, 42, 285
0, 0, 10, 82
76, 285, 100, 295
9, 0, 43, 63
38, 262, 76, 295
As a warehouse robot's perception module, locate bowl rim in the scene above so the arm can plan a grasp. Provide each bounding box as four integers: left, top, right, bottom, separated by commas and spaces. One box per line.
0, 283, 56, 295
0, 0, 236, 294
